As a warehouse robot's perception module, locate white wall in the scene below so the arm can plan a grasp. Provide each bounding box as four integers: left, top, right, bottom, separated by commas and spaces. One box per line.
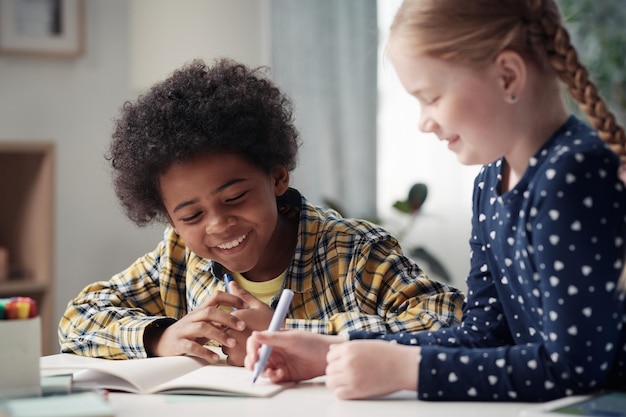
130, 0, 269, 93
0, 0, 268, 352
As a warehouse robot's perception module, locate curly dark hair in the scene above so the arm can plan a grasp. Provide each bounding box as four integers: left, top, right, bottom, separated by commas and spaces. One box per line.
107, 58, 301, 227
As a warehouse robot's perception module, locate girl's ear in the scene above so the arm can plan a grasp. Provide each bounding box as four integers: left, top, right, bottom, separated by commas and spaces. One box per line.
495, 50, 527, 103
271, 165, 291, 195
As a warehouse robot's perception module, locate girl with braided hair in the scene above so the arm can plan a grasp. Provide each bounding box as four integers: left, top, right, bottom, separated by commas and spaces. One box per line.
244, 0, 626, 402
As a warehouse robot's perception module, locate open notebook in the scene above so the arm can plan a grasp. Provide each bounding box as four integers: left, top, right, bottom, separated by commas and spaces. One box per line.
40, 354, 292, 398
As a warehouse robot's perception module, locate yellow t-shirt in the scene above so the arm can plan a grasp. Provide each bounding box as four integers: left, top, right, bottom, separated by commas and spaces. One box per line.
230, 271, 285, 305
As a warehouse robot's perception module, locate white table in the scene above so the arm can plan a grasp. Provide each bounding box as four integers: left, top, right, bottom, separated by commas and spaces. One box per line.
102, 378, 536, 417
39, 353, 578, 417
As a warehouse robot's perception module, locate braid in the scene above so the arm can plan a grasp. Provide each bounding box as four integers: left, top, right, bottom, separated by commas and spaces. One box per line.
535, 1, 626, 165
527, 1, 626, 288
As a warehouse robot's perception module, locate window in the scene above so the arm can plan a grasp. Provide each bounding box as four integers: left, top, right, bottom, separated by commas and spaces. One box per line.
376, 0, 479, 288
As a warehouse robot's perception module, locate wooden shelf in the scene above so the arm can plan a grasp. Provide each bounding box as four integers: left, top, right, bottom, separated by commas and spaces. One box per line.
0, 141, 55, 355
0, 280, 49, 296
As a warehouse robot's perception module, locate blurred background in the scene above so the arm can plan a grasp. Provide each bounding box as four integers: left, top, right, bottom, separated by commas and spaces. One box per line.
0, 0, 622, 354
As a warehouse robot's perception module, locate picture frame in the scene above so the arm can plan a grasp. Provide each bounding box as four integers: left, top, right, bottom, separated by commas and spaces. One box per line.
0, 0, 85, 57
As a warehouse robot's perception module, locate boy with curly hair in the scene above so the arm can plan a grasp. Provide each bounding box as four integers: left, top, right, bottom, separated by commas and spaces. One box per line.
58, 58, 463, 365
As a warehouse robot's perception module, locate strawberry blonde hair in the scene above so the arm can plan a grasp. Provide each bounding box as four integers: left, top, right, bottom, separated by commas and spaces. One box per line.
390, 0, 626, 287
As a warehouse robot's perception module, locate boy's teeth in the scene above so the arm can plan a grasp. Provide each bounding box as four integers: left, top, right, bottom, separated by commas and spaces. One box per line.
218, 233, 247, 249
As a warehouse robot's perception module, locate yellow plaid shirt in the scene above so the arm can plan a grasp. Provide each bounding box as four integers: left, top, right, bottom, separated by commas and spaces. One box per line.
59, 188, 464, 359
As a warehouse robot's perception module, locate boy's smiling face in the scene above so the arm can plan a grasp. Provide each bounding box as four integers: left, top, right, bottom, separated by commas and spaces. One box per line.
159, 152, 292, 280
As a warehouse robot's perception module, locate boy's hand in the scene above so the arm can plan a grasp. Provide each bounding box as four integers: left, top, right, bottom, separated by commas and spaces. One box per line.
220, 282, 275, 366
144, 290, 248, 363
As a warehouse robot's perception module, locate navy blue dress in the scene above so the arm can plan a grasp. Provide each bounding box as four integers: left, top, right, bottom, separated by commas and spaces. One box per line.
351, 116, 626, 401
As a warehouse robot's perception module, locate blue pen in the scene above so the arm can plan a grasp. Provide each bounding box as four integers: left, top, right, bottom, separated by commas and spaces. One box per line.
223, 272, 236, 311
252, 288, 294, 383
223, 272, 234, 293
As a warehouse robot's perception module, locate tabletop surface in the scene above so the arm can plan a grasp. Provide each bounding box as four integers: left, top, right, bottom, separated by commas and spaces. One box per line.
104, 379, 538, 417
38, 354, 580, 417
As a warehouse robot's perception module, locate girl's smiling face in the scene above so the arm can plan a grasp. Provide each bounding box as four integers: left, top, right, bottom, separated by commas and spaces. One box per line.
159, 152, 291, 279
386, 38, 519, 166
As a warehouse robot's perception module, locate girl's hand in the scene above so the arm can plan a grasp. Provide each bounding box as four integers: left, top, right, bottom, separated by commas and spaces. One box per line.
144, 290, 248, 363
244, 330, 342, 382
325, 340, 420, 400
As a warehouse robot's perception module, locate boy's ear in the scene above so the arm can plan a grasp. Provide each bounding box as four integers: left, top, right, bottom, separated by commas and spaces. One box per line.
164, 211, 179, 234
495, 50, 527, 103
271, 165, 290, 195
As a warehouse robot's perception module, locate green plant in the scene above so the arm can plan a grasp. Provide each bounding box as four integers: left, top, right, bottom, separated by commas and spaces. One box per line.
557, 0, 626, 124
